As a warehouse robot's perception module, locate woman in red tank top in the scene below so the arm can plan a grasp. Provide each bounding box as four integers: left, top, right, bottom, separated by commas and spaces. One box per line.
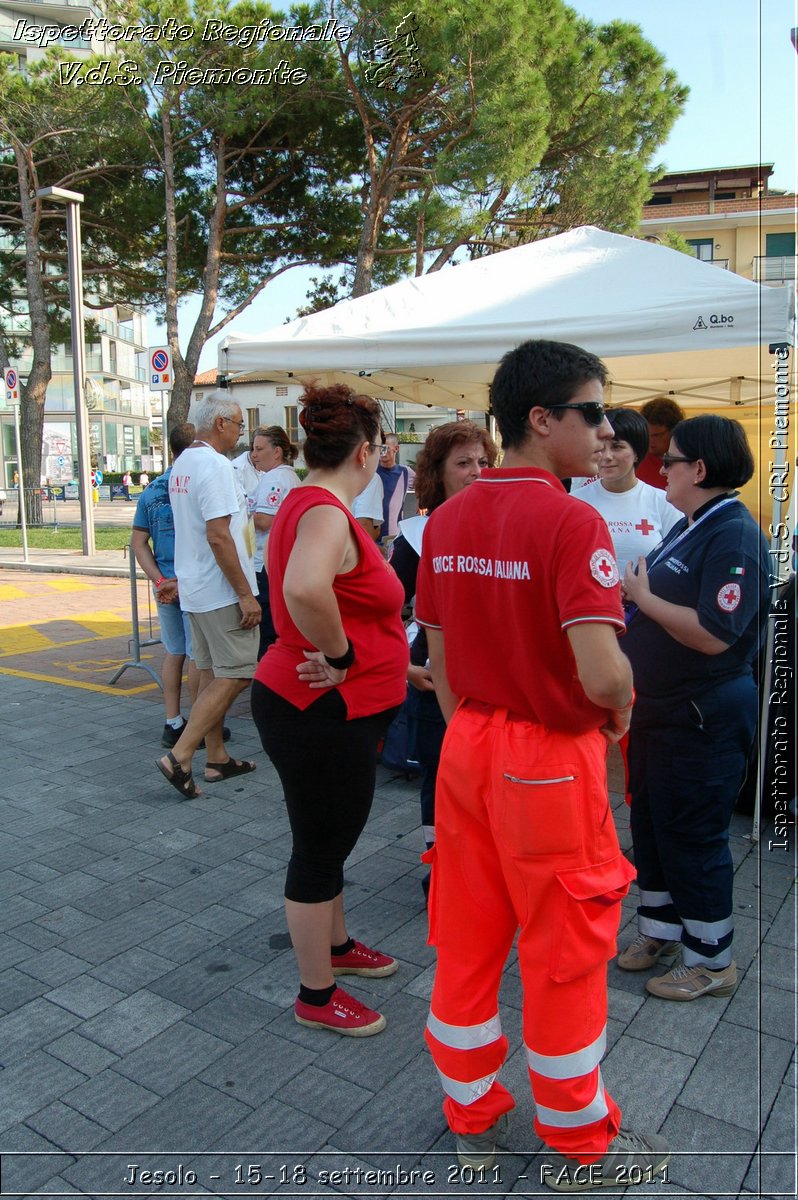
251, 384, 408, 1038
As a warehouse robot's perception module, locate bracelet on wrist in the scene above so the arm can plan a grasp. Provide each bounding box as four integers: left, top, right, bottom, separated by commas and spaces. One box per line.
154, 576, 166, 588
324, 639, 355, 670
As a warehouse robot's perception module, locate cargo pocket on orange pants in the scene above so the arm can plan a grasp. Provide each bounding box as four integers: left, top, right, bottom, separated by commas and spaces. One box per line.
550, 854, 637, 983
421, 844, 438, 946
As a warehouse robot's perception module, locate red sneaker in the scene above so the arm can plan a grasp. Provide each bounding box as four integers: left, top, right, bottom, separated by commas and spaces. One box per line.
294, 988, 386, 1036
331, 940, 398, 978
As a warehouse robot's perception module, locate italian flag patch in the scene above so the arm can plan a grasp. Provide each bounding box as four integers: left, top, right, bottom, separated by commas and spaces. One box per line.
730, 567, 745, 576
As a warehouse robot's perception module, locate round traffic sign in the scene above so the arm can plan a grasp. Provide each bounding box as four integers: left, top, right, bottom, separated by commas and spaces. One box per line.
6, 369, 17, 388
57, 455, 65, 466
152, 350, 169, 371
94, 469, 104, 485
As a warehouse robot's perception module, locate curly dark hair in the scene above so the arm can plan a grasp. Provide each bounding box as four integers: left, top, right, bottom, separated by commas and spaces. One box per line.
414, 421, 498, 512
298, 383, 381, 469
640, 396, 685, 430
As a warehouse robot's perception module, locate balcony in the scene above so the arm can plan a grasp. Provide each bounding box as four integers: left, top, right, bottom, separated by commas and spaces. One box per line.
96, 317, 138, 344
704, 258, 729, 269
753, 255, 796, 285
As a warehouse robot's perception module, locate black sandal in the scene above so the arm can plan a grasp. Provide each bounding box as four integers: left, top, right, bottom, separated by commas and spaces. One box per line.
204, 758, 257, 782
156, 751, 201, 799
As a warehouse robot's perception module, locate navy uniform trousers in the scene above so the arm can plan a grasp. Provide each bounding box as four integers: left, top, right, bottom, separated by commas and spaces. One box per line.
628, 674, 758, 969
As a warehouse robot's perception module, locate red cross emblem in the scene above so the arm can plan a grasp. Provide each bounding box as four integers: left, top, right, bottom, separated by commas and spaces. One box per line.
717, 582, 741, 612
590, 548, 620, 588
635, 518, 655, 535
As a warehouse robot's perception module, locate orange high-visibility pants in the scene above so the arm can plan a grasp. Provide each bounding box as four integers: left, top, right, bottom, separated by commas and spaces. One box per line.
424, 701, 635, 1162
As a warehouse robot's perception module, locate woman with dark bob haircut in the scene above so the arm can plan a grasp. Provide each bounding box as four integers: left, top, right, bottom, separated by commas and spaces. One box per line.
619, 415, 769, 1002
388, 421, 498, 897
574, 409, 680, 577
251, 383, 408, 1037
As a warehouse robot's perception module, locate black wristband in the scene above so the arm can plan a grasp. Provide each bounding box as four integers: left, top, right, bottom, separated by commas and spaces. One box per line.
324, 639, 355, 670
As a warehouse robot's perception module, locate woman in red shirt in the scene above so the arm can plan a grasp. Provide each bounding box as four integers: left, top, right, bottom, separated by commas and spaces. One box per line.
251, 384, 408, 1037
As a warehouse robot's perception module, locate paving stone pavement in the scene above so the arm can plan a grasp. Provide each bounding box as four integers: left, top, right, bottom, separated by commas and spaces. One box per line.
0, 664, 795, 1199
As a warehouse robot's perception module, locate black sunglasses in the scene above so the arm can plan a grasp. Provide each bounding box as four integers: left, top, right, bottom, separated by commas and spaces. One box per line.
546, 402, 606, 427
661, 453, 695, 469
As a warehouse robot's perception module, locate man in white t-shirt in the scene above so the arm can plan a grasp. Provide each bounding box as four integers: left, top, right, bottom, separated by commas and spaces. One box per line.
156, 392, 261, 800
352, 471, 384, 541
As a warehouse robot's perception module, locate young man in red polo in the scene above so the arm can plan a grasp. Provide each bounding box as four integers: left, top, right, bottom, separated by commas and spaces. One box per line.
416, 340, 670, 1190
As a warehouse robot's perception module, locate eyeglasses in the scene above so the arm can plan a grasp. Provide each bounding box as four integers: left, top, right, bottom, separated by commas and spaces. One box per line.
221, 417, 246, 433
379, 445, 393, 456
661, 453, 695, 470
546, 402, 606, 427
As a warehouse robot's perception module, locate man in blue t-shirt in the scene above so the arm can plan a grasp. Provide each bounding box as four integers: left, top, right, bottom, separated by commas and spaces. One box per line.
377, 433, 409, 549
131, 424, 199, 747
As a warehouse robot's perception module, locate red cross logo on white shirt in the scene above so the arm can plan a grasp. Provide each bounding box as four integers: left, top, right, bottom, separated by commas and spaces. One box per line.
635, 519, 655, 535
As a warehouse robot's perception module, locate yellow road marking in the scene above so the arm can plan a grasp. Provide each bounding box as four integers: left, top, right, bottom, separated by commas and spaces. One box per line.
0, 584, 29, 601
0, 622, 156, 659
0, 626, 55, 655
43, 578, 92, 592
0, 665, 159, 695
66, 610, 132, 635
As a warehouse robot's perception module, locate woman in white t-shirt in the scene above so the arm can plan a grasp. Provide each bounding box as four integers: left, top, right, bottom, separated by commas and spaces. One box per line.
253, 427, 301, 659
574, 408, 680, 807
573, 408, 680, 577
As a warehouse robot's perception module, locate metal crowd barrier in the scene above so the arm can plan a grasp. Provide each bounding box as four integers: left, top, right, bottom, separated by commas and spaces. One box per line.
108, 541, 163, 689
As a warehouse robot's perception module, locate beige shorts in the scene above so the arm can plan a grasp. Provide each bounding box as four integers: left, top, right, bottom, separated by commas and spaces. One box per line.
188, 603, 258, 678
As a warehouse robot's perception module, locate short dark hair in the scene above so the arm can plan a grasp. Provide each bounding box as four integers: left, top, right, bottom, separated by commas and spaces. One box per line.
671, 415, 755, 489
490, 339, 608, 450
606, 409, 649, 465
169, 423, 195, 459
641, 396, 685, 430
298, 383, 380, 469
414, 421, 498, 512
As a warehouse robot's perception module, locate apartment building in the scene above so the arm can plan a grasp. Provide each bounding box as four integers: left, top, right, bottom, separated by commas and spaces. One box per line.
640, 164, 796, 285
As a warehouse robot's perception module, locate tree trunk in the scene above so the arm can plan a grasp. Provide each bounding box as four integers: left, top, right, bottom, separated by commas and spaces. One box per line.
10, 142, 52, 523
19, 380, 45, 524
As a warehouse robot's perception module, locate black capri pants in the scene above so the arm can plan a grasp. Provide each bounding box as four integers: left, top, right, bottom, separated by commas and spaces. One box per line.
251, 681, 398, 903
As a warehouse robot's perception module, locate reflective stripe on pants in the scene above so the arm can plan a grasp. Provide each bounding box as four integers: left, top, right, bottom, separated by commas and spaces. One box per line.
629, 678, 757, 970
425, 702, 633, 1160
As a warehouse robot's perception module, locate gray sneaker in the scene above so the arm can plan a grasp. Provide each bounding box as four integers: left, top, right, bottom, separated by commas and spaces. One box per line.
455, 1113, 509, 1169
542, 1128, 671, 1191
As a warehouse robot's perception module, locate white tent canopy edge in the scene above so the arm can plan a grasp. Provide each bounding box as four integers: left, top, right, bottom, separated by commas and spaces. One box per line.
219, 226, 794, 411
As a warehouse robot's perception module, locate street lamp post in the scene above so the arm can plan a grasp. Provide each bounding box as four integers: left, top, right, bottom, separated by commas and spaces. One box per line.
36, 186, 95, 556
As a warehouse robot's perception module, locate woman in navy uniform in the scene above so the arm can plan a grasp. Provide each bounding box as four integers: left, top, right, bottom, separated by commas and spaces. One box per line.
619, 415, 769, 1000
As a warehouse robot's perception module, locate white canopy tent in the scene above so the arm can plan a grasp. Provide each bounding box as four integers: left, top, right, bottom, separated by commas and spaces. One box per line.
221, 227, 795, 843
220, 226, 794, 411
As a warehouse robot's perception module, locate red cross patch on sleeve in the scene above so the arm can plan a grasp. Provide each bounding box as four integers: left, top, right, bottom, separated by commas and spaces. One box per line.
717, 582, 741, 612
590, 548, 620, 588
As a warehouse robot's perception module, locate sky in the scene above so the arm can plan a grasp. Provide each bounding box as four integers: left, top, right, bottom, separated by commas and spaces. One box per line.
150, 0, 798, 371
